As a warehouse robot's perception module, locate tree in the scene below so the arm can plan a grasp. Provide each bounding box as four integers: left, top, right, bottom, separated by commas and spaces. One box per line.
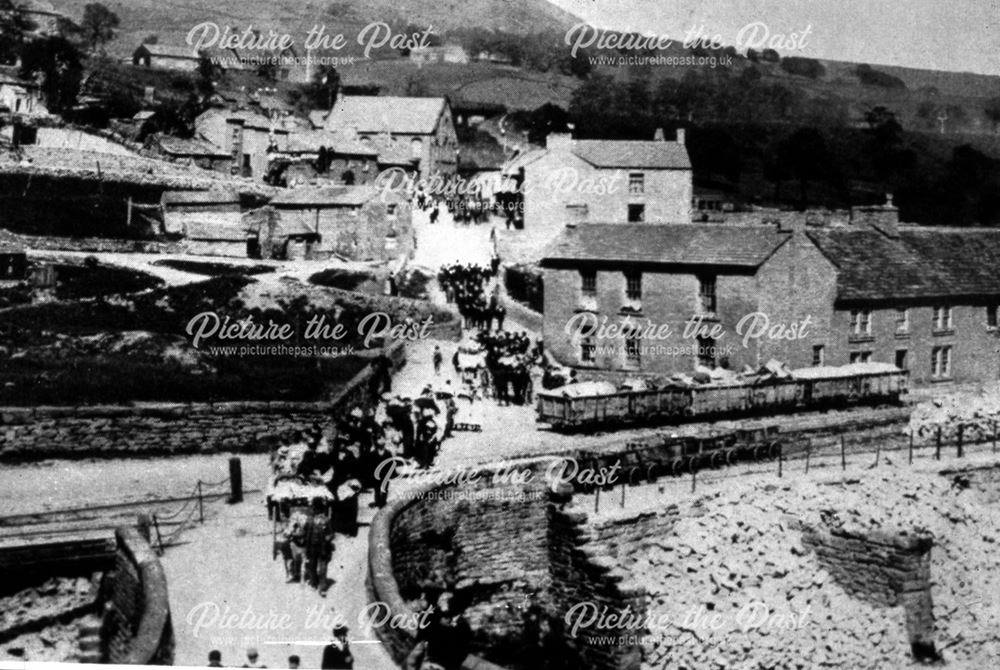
0, 0, 37, 65
19, 36, 83, 113
80, 3, 119, 52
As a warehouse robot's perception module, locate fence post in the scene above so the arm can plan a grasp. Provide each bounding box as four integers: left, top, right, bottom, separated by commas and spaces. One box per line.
197, 481, 204, 524
874, 441, 881, 468
993, 421, 997, 454
805, 442, 811, 474
228, 457, 243, 504
908, 429, 914, 465
620, 481, 626, 508
778, 445, 783, 478
151, 514, 164, 555
935, 426, 942, 461
840, 435, 846, 471
594, 487, 600, 514
691, 467, 697, 494
957, 424, 964, 458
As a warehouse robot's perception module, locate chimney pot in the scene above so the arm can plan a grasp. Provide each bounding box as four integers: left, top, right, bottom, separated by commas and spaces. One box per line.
676, 128, 686, 145
653, 127, 665, 141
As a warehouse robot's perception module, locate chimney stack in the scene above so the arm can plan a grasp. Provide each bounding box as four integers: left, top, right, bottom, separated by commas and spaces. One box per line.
546, 132, 573, 152
676, 128, 686, 145
653, 127, 665, 141
851, 193, 899, 238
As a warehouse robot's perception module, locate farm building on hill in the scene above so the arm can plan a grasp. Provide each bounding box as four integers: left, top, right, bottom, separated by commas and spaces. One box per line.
145, 134, 232, 172
132, 44, 202, 72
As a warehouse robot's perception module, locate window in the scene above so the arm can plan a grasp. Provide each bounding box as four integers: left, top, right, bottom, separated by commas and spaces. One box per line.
812, 345, 825, 367
933, 306, 953, 331
580, 270, 596, 296
988, 306, 998, 328
628, 173, 644, 194
625, 272, 642, 301
697, 336, 715, 368
849, 309, 872, 337
849, 351, 872, 364
895, 349, 908, 370
580, 336, 596, 363
625, 330, 641, 367
895, 308, 909, 334
387, 203, 398, 219
627, 204, 645, 223
931, 346, 952, 378
699, 275, 717, 314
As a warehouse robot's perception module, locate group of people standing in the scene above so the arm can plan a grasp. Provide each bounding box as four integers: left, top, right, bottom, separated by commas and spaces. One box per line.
438, 262, 506, 332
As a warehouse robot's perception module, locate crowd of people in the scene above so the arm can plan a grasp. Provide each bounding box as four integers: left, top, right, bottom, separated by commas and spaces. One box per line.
476, 330, 538, 406
438, 262, 505, 331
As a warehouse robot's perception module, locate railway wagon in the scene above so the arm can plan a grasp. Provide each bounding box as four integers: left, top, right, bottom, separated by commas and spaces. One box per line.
537, 363, 907, 431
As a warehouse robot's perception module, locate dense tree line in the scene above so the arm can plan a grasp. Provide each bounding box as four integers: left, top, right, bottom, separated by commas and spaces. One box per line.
562, 71, 1000, 226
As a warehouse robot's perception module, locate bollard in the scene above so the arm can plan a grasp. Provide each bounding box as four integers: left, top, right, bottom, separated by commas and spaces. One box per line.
228, 457, 243, 504
874, 441, 881, 467
840, 435, 846, 471
805, 442, 811, 474
594, 487, 600, 514
620, 481, 626, 508
778, 445, 783, 478
197, 481, 204, 523
691, 467, 697, 493
908, 430, 914, 465
935, 426, 942, 461
957, 424, 964, 458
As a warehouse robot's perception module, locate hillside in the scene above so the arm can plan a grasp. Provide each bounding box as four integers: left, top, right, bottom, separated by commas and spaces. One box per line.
46, 0, 582, 58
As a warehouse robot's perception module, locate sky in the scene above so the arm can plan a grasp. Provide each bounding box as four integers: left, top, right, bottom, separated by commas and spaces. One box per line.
547, 0, 1000, 76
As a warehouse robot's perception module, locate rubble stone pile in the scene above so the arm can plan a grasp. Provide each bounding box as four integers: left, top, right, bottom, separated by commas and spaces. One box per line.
617, 465, 1000, 669
0, 576, 98, 662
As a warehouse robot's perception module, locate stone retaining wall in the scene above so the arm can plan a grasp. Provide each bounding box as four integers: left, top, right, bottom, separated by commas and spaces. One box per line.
104, 527, 173, 665
0, 342, 406, 461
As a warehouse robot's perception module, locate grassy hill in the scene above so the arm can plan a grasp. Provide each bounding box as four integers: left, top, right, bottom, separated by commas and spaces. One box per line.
47, 0, 582, 58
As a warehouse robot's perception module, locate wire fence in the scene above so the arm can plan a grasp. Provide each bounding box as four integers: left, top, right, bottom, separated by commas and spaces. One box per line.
148, 474, 233, 554
586, 415, 1000, 514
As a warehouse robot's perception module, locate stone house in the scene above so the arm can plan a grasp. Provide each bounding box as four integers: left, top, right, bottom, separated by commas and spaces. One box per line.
132, 44, 202, 72
194, 109, 289, 180
504, 129, 693, 254
161, 189, 248, 256
0, 69, 47, 116
269, 130, 380, 187
316, 96, 458, 177
409, 44, 469, 66
269, 185, 412, 262
539, 200, 1000, 387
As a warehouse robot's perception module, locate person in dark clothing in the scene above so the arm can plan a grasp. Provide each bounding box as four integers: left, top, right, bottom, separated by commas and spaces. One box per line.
208, 650, 223, 667
432, 345, 443, 375
303, 500, 333, 595
320, 626, 353, 670
415, 592, 471, 670
371, 439, 393, 508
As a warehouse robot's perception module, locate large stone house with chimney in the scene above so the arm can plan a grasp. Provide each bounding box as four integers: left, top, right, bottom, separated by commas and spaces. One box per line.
313, 96, 457, 177
503, 129, 693, 255
539, 197, 1000, 386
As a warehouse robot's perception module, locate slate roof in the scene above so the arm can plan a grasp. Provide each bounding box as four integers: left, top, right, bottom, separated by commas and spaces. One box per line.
323, 96, 447, 135
808, 226, 1000, 302
138, 44, 201, 60
540, 224, 791, 269
152, 134, 228, 157
571, 140, 691, 170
